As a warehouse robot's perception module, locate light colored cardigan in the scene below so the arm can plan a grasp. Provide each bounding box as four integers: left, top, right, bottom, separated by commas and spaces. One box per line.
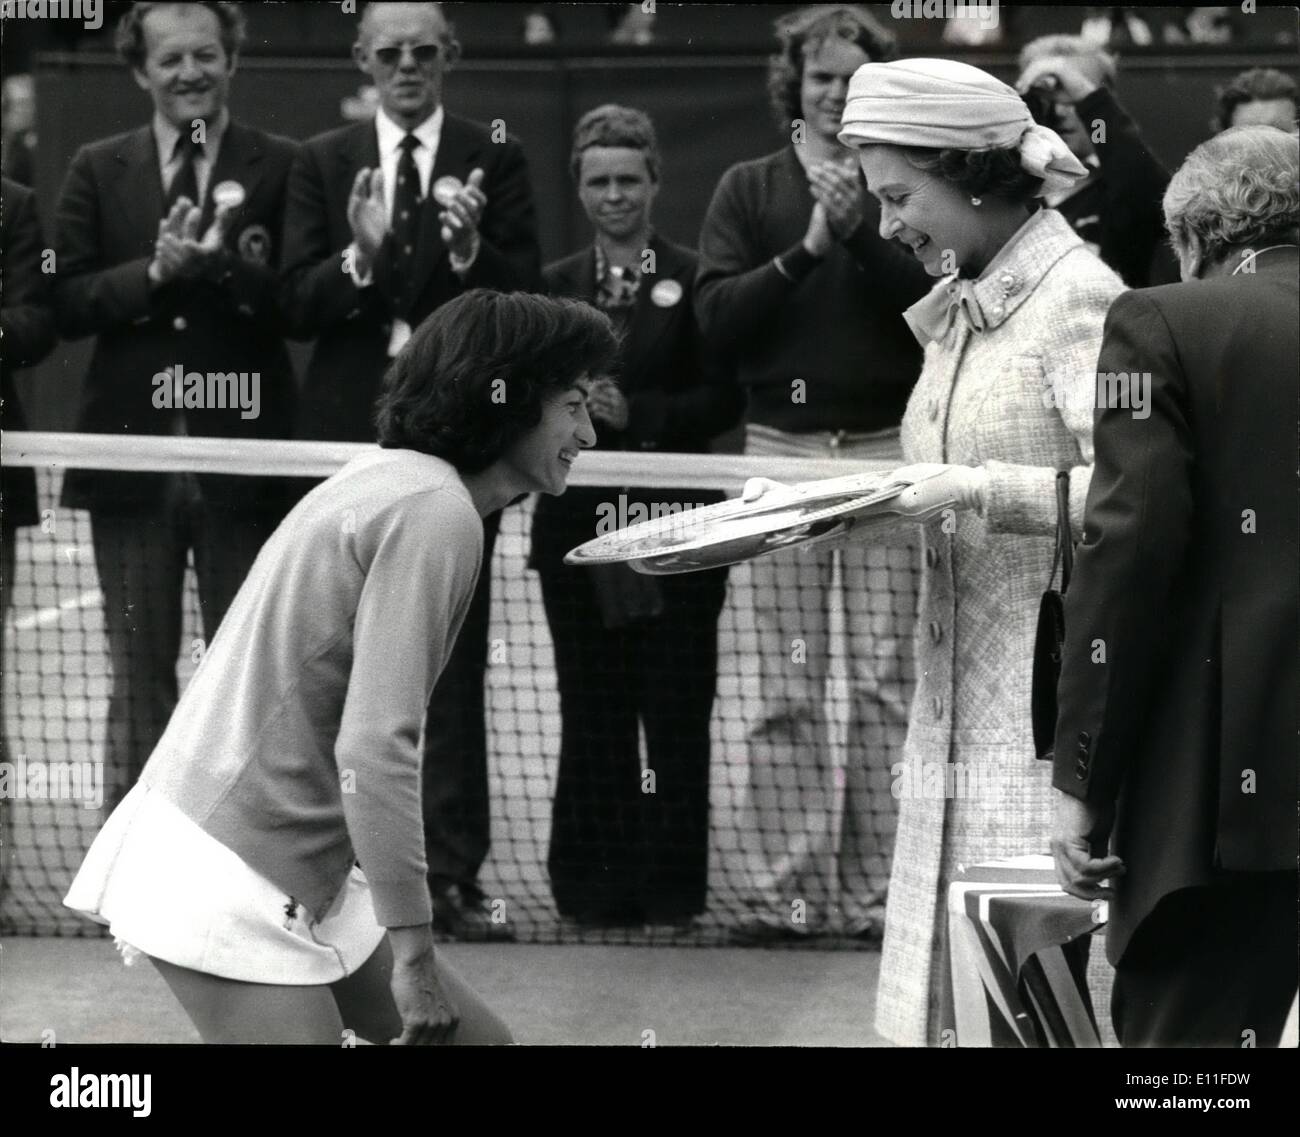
141, 449, 483, 928
875, 209, 1125, 1046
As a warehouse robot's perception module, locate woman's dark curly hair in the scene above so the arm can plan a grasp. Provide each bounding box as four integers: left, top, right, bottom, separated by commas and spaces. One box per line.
375, 290, 619, 474
901, 145, 1044, 207
116, 2, 247, 70
767, 5, 897, 133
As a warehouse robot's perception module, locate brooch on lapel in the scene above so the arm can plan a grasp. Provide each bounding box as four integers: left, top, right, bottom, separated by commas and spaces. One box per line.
650, 279, 682, 308
211, 180, 246, 211
237, 224, 272, 266
987, 270, 1022, 322
432, 176, 463, 206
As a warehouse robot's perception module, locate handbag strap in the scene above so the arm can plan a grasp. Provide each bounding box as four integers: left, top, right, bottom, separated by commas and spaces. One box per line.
1052, 470, 1074, 593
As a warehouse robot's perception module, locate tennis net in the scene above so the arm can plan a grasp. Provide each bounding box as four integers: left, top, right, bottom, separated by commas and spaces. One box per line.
1, 432, 918, 947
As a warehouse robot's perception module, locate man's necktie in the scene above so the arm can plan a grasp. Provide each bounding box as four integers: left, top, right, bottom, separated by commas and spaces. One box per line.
165, 133, 203, 214
392, 133, 422, 317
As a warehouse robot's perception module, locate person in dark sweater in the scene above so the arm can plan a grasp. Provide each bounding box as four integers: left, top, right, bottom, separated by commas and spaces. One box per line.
694, 5, 930, 943
1018, 35, 1172, 287
534, 105, 742, 928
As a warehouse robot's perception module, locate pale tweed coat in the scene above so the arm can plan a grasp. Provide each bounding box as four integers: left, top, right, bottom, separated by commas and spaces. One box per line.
875, 209, 1125, 1047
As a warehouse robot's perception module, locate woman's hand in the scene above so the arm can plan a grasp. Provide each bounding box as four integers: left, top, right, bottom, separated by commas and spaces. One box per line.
387, 925, 461, 1044
743, 466, 986, 519
891, 463, 988, 518
740, 477, 806, 505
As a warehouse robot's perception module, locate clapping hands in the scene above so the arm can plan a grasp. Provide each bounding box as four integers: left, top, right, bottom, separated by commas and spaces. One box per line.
347, 167, 389, 276
438, 167, 487, 261
806, 158, 867, 241
148, 197, 236, 285
346, 164, 489, 272
586, 377, 629, 431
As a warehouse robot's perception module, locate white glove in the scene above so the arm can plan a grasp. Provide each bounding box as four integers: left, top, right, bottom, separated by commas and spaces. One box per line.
891, 463, 988, 518
742, 465, 987, 519
740, 477, 805, 505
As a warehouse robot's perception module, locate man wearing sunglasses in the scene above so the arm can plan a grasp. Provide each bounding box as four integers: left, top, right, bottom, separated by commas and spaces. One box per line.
281, 1, 542, 942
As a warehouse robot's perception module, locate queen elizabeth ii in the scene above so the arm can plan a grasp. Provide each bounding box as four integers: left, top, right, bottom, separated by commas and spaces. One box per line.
836, 58, 1127, 1045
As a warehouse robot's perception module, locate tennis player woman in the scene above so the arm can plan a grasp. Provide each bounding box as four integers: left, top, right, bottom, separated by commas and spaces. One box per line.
65, 289, 616, 1044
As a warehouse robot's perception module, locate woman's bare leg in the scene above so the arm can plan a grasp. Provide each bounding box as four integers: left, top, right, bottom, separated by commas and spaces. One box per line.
330, 936, 514, 1045
149, 956, 345, 1044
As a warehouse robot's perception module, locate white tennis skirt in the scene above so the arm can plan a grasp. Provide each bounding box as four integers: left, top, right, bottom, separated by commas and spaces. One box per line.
63, 782, 387, 986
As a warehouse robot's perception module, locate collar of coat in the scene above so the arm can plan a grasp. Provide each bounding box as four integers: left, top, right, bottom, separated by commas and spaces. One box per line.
904, 207, 1085, 347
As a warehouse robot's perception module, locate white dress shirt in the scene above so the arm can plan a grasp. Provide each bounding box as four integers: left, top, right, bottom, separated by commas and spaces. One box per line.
374, 103, 442, 214
153, 109, 229, 205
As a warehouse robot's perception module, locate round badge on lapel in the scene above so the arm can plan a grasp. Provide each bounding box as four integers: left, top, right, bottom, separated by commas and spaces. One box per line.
237, 224, 271, 266
432, 176, 463, 207
650, 279, 683, 308
211, 180, 246, 211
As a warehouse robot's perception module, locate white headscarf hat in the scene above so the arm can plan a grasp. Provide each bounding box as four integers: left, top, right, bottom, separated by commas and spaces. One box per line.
838, 58, 1088, 197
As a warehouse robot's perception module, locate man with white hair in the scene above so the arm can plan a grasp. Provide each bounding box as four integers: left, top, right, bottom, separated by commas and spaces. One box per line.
1050, 126, 1298, 1047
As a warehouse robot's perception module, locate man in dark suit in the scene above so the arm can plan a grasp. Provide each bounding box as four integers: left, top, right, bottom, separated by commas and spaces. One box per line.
1, 176, 58, 736
281, 1, 541, 940
533, 105, 742, 927
53, 1, 297, 814
1051, 126, 1298, 1047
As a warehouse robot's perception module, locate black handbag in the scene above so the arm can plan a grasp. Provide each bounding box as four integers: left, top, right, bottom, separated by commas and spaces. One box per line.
1032, 471, 1073, 761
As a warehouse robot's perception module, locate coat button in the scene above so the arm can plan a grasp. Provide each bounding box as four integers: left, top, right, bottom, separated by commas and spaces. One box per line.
172, 316, 187, 331
929, 621, 942, 644
1075, 761, 1087, 780
925, 545, 940, 568
1078, 731, 1091, 746
932, 695, 943, 719
927, 398, 940, 421
990, 304, 1005, 319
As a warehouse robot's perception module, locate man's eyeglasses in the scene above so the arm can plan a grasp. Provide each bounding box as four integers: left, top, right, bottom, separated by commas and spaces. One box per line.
372, 42, 443, 68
